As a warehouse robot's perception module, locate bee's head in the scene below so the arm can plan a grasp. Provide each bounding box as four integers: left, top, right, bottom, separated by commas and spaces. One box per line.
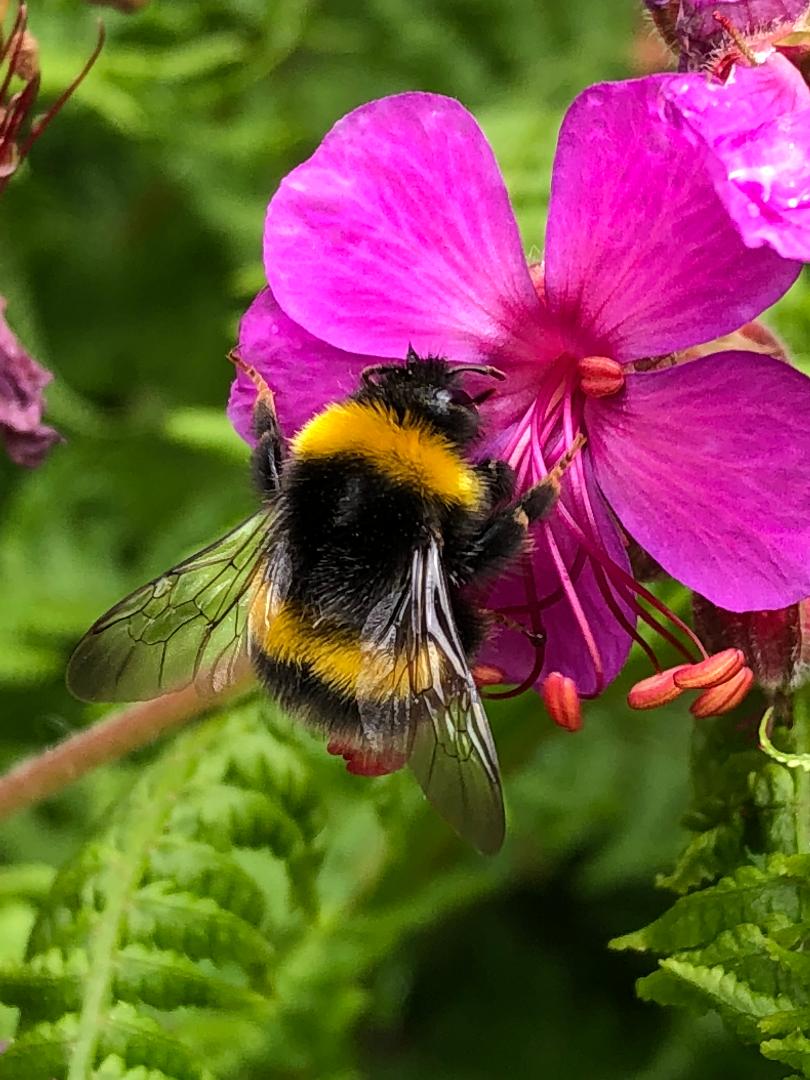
358, 348, 504, 447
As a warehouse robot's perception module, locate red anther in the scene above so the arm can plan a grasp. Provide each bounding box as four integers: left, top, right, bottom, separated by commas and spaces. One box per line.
542, 671, 583, 731
674, 647, 745, 690
472, 663, 505, 687
578, 356, 625, 398
690, 666, 755, 719
627, 666, 688, 710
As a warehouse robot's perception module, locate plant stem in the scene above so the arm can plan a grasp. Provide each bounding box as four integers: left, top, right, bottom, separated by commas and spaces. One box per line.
0, 680, 253, 821
793, 693, 810, 854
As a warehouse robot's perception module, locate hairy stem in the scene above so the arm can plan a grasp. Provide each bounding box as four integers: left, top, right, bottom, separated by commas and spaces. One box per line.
0, 679, 253, 821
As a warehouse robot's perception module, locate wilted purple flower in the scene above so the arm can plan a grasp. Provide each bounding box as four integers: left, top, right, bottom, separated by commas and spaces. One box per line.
229, 83, 810, 715
646, 1, 810, 69
0, 299, 60, 467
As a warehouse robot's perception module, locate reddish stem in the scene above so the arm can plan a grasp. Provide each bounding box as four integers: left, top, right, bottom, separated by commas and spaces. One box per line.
0, 679, 252, 821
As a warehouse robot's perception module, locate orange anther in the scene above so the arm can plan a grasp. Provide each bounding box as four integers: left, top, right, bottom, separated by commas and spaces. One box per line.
578, 356, 625, 398
674, 648, 745, 690
690, 666, 755, 719
542, 671, 583, 731
627, 667, 687, 710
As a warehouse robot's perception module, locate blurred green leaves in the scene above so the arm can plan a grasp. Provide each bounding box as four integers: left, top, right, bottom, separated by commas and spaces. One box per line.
0, 0, 806, 1076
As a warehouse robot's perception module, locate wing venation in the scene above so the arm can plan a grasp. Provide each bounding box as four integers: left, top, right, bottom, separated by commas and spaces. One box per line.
358, 537, 505, 854
67, 510, 278, 703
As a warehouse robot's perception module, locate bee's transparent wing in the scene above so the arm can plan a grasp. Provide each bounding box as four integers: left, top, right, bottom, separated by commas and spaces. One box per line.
359, 538, 505, 855
67, 510, 279, 703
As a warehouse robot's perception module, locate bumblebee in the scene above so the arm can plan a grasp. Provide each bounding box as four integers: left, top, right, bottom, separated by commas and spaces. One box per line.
68, 351, 570, 853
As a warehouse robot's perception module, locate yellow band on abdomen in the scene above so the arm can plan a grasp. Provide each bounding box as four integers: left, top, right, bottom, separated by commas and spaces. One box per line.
250, 595, 436, 702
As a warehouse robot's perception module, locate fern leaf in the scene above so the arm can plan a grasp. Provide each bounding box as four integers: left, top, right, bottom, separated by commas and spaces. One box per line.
615, 698, 810, 1076
0, 703, 323, 1079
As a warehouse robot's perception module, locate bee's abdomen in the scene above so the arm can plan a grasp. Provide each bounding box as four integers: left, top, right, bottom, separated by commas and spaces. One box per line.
252, 649, 360, 731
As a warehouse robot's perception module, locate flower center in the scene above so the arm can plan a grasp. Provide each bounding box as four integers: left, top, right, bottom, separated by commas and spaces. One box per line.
489, 351, 752, 725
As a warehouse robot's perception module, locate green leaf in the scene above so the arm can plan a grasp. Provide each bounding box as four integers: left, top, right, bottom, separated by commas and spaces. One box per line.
0, 705, 322, 1079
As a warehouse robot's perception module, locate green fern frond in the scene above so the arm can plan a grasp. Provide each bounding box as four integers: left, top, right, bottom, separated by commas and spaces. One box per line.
0, 702, 323, 1080
613, 697, 810, 1076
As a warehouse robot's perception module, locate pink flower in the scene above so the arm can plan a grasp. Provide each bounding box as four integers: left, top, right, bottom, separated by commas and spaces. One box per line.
0, 299, 60, 467
229, 82, 810, 711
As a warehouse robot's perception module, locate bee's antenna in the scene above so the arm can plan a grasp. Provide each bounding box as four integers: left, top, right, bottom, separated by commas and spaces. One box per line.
361, 362, 397, 385
228, 349, 276, 416
450, 364, 506, 381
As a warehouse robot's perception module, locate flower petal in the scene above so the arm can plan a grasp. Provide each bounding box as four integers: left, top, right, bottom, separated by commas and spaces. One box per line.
544, 76, 800, 362
481, 459, 633, 696
586, 350, 810, 611
264, 92, 558, 368
662, 56, 810, 261
228, 288, 379, 444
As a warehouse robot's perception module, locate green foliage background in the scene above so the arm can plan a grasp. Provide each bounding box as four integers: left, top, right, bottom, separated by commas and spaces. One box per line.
2, 1, 810, 1076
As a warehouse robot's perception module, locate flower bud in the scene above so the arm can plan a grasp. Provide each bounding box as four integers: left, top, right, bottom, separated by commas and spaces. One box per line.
693, 593, 810, 694
645, 0, 810, 70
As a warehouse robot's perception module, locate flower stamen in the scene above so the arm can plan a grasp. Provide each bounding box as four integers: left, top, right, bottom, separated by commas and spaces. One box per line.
674, 647, 745, 689
690, 665, 755, 718
578, 356, 625, 398
542, 671, 583, 731
628, 668, 688, 710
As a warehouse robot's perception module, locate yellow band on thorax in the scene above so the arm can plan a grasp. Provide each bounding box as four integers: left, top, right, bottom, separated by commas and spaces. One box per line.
291, 401, 482, 508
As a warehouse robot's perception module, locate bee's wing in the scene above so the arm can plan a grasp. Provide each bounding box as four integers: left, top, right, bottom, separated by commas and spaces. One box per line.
67, 509, 280, 703
359, 538, 505, 855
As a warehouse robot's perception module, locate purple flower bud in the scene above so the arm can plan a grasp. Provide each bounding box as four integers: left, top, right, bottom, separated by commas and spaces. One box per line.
0, 299, 60, 467
646, 0, 810, 69
693, 594, 810, 694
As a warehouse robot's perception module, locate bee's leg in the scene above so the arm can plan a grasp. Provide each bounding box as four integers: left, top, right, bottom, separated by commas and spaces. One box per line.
518, 432, 586, 524
473, 459, 516, 508
447, 435, 586, 586
447, 509, 528, 587
229, 349, 286, 495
